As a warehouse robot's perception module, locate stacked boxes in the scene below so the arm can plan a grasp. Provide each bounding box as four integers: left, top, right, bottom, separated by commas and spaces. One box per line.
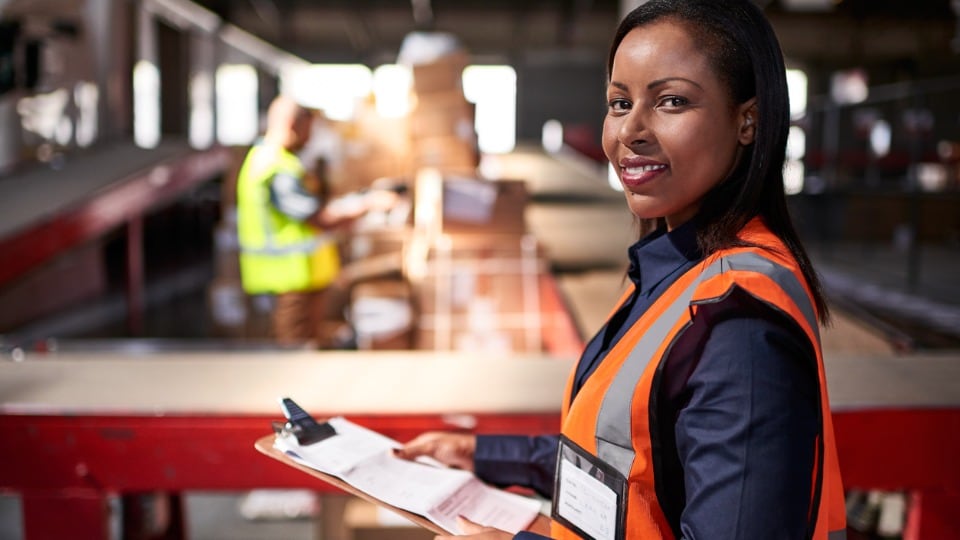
406, 170, 547, 353
340, 226, 414, 351
328, 103, 412, 196
408, 52, 479, 177
413, 232, 546, 353
349, 279, 415, 350
212, 49, 554, 352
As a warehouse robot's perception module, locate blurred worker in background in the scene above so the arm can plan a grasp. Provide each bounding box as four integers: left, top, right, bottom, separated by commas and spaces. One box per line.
236, 95, 397, 346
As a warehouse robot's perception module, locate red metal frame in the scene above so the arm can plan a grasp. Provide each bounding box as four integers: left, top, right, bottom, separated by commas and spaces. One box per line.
0, 412, 559, 540
0, 413, 558, 493
3, 408, 960, 539
833, 409, 960, 492
833, 408, 960, 540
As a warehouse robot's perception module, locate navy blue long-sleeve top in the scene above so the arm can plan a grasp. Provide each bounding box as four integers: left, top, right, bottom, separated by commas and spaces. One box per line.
474, 220, 819, 539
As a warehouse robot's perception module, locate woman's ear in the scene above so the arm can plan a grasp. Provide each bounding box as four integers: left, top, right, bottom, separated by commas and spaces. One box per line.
738, 98, 758, 146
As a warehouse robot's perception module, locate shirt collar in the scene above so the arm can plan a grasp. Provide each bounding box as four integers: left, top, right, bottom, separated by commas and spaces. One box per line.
626, 219, 703, 295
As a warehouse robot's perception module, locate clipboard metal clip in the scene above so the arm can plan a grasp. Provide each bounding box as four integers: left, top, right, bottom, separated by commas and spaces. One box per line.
274, 397, 338, 446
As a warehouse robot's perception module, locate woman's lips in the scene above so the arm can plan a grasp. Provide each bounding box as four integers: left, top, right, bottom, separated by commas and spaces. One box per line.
619, 162, 668, 188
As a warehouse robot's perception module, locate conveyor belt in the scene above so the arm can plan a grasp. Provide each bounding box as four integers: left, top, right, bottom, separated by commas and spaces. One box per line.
0, 349, 958, 539
0, 140, 230, 288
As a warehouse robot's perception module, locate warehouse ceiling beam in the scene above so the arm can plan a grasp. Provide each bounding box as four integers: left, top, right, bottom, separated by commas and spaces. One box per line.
143, 0, 308, 75
145, 0, 220, 34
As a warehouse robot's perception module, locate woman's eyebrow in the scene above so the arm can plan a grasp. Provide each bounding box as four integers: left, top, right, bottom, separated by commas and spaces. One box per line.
608, 80, 630, 92
647, 76, 704, 90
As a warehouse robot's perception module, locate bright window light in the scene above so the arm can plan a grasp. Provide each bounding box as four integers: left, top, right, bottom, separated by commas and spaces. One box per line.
189, 72, 214, 149
786, 68, 807, 120
463, 65, 516, 154
542, 119, 563, 153
216, 64, 258, 146
916, 163, 948, 192
17, 88, 68, 141
54, 115, 73, 146
74, 82, 98, 147
869, 119, 892, 157
786, 126, 806, 161
133, 60, 160, 148
783, 160, 805, 195
373, 64, 413, 118
831, 68, 868, 105
282, 64, 372, 121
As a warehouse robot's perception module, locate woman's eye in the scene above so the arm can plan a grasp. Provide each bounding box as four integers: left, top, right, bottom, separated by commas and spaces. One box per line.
608, 98, 631, 112
658, 96, 688, 108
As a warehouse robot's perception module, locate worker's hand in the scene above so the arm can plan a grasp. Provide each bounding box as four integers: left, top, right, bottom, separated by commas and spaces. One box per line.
363, 188, 400, 212
395, 432, 477, 472
434, 516, 513, 540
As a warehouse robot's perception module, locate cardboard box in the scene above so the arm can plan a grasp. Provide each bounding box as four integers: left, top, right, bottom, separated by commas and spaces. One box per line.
411, 233, 546, 352
338, 251, 405, 285
347, 227, 412, 262
328, 110, 413, 194
411, 52, 469, 96
411, 173, 529, 235
441, 178, 529, 235
331, 150, 411, 195
411, 135, 478, 174
350, 279, 415, 350
409, 91, 475, 140
354, 106, 412, 156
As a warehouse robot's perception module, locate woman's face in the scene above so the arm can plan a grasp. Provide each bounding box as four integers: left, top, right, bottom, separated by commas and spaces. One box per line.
602, 20, 756, 230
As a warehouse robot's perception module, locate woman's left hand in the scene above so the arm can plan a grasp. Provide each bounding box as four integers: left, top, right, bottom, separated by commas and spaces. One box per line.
434, 516, 514, 540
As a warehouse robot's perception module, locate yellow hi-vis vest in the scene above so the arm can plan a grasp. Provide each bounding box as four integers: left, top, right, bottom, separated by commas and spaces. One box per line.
552, 218, 846, 540
236, 143, 339, 294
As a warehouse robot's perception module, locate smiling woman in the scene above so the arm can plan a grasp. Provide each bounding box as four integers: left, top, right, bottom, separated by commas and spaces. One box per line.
602, 20, 756, 230
396, 2, 848, 539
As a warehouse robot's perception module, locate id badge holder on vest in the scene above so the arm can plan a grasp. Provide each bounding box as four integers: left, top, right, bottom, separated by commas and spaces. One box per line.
552, 435, 627, 540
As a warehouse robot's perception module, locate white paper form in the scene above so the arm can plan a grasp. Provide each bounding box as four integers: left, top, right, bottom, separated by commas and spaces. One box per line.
274, 416, 541, 534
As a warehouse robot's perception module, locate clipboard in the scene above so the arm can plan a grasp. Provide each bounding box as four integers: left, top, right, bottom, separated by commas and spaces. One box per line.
254, 433, 448, 534
254, 398, 549, 535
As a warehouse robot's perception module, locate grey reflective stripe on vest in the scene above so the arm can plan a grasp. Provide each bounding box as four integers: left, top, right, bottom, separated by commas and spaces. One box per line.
723, 253, 820, 342
594, 251, 819, 477
241, 235, 328, 256
829, 529, 847, 540
241, 203, 332, 256
240, 181, 333, 257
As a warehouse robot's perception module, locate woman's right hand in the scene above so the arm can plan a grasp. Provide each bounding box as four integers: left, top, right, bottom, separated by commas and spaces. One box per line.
395, 432, 477, 472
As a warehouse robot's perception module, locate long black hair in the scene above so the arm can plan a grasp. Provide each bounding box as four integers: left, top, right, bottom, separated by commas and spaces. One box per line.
608, 0, 829, 323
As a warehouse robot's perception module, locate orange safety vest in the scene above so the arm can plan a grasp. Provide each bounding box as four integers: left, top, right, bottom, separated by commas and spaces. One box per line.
551, 218, 846, 540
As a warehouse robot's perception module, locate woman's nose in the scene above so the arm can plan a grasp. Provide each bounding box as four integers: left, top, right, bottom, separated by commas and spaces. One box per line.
618, 110, 649, 148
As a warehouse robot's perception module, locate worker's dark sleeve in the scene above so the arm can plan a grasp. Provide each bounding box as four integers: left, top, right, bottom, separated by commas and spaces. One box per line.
268, 171, 319, 220
676, 315, 819, 540
474, 434, 559, 500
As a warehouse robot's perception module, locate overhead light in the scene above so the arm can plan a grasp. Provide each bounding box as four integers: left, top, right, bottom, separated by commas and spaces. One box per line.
830, 68, 868, 105
781, 0, 839, 12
